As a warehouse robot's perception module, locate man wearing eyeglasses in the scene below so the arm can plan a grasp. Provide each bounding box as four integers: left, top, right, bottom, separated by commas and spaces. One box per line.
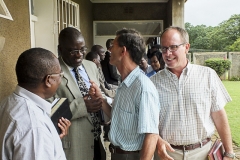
0, 48, 71, 160
54, 27, 106, 160
151, 26, 234, 160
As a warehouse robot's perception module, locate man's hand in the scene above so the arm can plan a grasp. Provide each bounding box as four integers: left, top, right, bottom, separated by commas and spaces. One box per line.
88, 80, 103, 99
156, 136, 174, 160
59, 117, 71, 139
84, 96, 102, 113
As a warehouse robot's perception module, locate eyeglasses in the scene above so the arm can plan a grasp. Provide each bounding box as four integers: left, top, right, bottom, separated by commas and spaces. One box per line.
49, 71, 64, 78
160, 43, 185, 53
69, 47, 87, 55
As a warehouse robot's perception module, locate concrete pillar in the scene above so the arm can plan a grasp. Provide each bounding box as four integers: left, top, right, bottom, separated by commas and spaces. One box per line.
172, 0, 185, 28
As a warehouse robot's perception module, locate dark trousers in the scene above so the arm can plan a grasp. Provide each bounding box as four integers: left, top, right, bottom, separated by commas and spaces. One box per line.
94, 139, 106, 160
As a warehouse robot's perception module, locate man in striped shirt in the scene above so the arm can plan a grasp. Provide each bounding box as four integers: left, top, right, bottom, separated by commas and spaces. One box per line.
89, 28, 172, 160
151, 26, 234, 160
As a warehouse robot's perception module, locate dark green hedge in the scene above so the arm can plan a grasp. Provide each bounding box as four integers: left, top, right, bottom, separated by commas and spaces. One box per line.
205, 58, 231, 77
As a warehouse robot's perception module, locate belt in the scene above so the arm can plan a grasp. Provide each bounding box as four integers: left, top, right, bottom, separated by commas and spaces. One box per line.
109, 143, 140, 154
170, 138, 211, 151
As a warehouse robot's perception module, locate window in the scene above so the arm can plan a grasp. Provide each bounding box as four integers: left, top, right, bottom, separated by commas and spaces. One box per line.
56, 0, 79, 33
0, 0, 13, 20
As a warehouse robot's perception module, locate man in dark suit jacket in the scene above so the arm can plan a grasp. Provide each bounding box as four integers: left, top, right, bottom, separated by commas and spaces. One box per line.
101, 39, 121, 86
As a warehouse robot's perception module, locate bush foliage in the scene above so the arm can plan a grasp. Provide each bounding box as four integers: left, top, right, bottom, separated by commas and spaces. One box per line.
205, 58, 231, 77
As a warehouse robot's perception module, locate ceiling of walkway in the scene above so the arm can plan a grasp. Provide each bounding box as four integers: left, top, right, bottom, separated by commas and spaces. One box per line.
90, 0, 169, 3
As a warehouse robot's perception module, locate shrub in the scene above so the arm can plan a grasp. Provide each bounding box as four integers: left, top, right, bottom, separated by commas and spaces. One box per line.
229, 76, 240, 81
204, 58, 231, 77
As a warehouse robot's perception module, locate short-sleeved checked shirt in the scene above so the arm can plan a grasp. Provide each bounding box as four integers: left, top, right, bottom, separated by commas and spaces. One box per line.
150, 63, 231, 145
109, 67, 160, 151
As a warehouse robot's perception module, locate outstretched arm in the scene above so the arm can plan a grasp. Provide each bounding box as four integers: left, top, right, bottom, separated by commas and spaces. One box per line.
140, 133, 159, 160
211, 109, 234, 160
89, 80, 112, 118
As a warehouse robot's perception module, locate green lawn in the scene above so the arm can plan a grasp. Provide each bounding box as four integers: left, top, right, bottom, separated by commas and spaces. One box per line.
222, 81, 240, 147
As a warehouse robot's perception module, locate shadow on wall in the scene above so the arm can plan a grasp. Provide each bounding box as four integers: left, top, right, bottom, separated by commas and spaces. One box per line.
0, 36, 5, 52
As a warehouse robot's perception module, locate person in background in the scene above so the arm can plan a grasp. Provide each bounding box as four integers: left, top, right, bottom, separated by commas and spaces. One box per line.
85, 51, 116, 100
55, 27, 105, 160
88, 28, 170, 160
85, 51, 114, 159
101, 38, 121, 86
0, 48, 71, 160
147, 51, 165, 77
91, 45, 106, 61
90, 44, 118, 91
152, 26, 235, 160
147, 44, 161, 64
139, 53, 153, 75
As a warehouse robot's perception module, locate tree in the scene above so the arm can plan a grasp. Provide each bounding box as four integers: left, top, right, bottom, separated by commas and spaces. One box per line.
228, 37, 240, 51
185, 14, 240, 51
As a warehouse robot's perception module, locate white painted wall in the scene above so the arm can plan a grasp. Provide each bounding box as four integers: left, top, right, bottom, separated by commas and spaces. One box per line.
33, 0, 58, 55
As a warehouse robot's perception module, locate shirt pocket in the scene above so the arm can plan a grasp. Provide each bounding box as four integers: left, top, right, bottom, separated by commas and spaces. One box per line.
118, 107, 138, 131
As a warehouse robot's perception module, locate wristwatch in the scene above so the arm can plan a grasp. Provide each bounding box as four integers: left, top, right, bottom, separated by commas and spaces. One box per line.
224, 152, 235, 159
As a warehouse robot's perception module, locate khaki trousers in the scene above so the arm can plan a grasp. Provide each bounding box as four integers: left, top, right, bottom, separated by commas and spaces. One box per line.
154, 141, 212, 160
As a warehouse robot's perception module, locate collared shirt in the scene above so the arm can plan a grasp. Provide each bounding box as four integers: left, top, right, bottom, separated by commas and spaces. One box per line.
146, 65, 153, 74
146, 70, 156, 77
150, 63, 232, 145
0, 86, 66, 160
61, 57, 91, 89
109, 67, 160, 151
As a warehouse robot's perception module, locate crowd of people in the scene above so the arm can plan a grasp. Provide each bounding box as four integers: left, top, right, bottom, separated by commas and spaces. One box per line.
0, 26, 235, 160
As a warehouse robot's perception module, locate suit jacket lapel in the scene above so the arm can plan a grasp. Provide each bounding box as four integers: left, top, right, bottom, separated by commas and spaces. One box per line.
59, 58, 93, 124
59, 58, 82, 98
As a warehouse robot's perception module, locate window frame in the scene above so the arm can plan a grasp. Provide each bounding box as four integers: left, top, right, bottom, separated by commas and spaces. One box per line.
0, 0, 13, 20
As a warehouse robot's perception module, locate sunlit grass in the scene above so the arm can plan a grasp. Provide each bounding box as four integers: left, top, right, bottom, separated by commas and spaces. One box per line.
222, 81, 240, 146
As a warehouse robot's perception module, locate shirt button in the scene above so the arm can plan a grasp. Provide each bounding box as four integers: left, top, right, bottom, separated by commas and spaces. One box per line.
91, 145, 94, 149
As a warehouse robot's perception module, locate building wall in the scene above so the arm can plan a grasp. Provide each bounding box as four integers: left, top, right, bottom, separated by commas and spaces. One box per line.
75, 0, 93, 48
93, 3, 167, 21
193, 52, 227, 65
166, 0, 172, 28
192, 52, 240, 80
229, 52, 240, 78
172, 0, 185, 28
0, 0, 31, 101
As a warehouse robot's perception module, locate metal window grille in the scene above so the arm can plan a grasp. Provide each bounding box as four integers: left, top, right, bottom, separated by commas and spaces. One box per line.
56, 0, 79, 33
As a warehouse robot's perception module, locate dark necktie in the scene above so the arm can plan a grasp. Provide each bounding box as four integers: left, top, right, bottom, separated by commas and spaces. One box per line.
73, 67, 101, 140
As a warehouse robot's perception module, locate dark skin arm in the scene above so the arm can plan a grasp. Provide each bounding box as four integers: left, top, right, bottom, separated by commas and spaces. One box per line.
58, 117, 71, 139
83, 95, 102, 113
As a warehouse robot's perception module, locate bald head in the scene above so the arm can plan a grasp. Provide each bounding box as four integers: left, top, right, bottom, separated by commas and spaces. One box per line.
59, 27, 83, 46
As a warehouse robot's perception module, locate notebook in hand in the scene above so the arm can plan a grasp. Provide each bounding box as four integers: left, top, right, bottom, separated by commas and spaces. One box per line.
208, 138, 224, 160
51, 98, 72, 134
213, 140, 224, 160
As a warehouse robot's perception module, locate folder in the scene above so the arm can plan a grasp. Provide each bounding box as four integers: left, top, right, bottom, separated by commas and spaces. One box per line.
51, 98, 72, 134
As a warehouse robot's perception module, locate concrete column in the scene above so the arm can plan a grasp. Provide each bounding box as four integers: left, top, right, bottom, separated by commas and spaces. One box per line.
172, 0, 185, 28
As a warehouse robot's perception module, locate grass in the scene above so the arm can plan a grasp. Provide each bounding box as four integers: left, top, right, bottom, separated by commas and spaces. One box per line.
222, 81, 240, 147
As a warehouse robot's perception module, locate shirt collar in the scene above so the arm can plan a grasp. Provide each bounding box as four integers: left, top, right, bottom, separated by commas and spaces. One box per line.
164, 60, 192, 77
121, 66, 140, 88
14, 85, 52, 115
60, 57, 84, 72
